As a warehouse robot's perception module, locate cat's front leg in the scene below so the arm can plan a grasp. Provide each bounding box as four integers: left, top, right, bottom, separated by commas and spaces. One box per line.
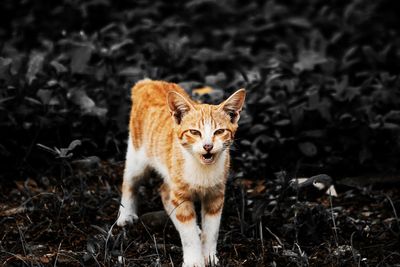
201, 187, 225, 266
161, 184, 204, 267
171, 199, 204, 267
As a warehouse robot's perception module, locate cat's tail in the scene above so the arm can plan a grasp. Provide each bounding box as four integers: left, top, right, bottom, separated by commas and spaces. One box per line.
130, 78, 153, 97
136, 78, 152, 85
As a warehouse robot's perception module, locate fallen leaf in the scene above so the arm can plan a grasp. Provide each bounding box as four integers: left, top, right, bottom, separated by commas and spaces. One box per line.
193, 86, 214, 96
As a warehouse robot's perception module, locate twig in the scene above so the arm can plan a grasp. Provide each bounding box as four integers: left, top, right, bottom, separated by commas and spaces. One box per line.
16, 223, 27, 258
350, 231, 360, 267
169, 254, 175, 267
329, 193, 339, 247
1, 251, 29, 266
56, 186, 66, 222
52, 251, 81, 265
140, 218, 161, 265
104, 220, 118, 264
240, 186, 245, 234
264, 226, 283, 247
259, 221, 264, 251
385, 194, 400, 232
69, 222, 87, 236
152, 234, 161, 267
294, 243, 309, 267
19, 192, 58, 208
377, 251, 400, 267
53, 241, 63, 267
259, 221, 264, 264
0, 206, 29, 216
123, 234, 140, 257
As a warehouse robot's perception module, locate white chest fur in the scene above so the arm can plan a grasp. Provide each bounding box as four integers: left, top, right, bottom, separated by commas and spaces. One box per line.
181, 150, 227, 188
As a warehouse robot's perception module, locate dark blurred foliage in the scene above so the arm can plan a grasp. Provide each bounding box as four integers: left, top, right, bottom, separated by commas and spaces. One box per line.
1, 0, 400, 181
1, 1, 400, 266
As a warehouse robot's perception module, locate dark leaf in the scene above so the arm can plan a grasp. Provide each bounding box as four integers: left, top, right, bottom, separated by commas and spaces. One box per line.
24, 96, 42, 105
36, 89, 52, 104
362, 45, 380, 64
50, 60, 68, 74
290, 103, 306, 126
110, 39, 133, 52
26, 52, 45, 84
67, 88, 107, 117
359, 147, 372, 164
298, 142, 318, 157
274, 119, 291, 126
0, 57, 12, 80
118, 67, 143, 77
0, 96, 14, 106
384, 110, 400, 123
70, 44, 93, 74
294, 50, 327, 71
68, 140, 82, 151
249, 124, 268, 135
286, 17, 312, 28
307, 89, 319, 109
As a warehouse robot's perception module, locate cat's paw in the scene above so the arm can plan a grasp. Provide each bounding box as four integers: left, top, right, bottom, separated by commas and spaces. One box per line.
116, 211, 138, 227
182, 255, 205, 267
204, 252, 219, 266
182, 261, 205, 267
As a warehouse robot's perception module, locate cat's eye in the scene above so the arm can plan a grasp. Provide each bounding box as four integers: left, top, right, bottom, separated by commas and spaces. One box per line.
189, 129, 201, 136
214, 129, 225, 135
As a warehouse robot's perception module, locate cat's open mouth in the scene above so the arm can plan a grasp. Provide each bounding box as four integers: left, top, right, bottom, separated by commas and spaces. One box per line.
201, 152, 215, 164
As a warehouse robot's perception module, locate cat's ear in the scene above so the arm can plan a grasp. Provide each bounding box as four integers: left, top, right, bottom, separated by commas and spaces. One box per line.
219, 89, 246, 123
167, 91, 194, 124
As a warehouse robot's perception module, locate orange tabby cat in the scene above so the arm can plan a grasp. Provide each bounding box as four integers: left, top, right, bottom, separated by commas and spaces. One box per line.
117, 79, 245, 267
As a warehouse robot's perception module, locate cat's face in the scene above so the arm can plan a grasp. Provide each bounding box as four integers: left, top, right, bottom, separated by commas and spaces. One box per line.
168, 89, 246, 165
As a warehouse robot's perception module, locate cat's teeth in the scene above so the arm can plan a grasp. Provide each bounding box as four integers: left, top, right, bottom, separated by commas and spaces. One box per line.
201, 153, 215, 164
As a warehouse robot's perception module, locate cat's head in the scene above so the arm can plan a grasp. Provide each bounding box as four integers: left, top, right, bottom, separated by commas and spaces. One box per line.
168, 89, 246, 165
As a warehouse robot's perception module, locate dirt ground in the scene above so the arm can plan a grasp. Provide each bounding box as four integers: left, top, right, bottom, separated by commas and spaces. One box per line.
1, 162, 399, 266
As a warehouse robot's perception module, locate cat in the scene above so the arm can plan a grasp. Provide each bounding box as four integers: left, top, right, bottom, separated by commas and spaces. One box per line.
117, 79, 245, 267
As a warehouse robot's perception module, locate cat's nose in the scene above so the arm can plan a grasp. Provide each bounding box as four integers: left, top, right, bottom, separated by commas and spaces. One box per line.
203, 144, 213, 152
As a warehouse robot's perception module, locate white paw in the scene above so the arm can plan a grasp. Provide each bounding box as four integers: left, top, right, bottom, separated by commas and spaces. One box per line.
182, 260, 205, 267
182, 255, 205, 267
117, 210, 138, 227
204, 252, 219, 266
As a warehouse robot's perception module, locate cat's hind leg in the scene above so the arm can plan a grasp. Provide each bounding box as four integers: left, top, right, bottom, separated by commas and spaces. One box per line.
117, 137, 148, 227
